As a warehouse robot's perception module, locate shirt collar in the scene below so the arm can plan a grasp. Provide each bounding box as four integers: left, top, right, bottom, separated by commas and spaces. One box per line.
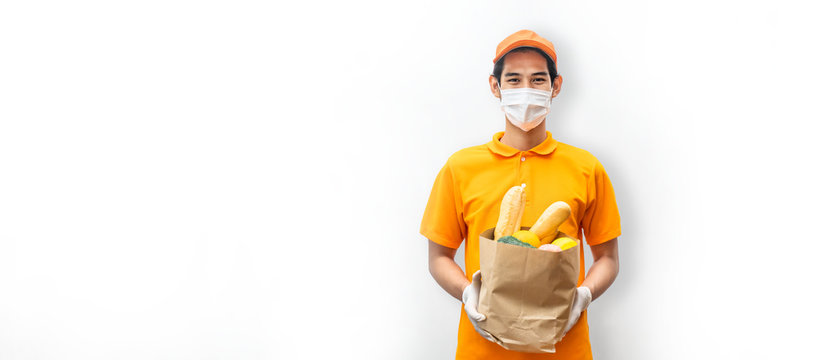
487, 131, 558, 157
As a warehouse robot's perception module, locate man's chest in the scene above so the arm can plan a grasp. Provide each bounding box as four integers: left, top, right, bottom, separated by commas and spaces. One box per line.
459, 159, 590, 232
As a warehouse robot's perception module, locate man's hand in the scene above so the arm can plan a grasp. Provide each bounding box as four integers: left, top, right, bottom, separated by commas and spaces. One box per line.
559, 286, 592, 339
558, 238, 619, 340
427, 240, 495, 343
462, 270, 495, 343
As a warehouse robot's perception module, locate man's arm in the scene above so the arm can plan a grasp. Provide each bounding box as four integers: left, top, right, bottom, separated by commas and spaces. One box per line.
582, 237, 620, 301
428, 239, 470, 301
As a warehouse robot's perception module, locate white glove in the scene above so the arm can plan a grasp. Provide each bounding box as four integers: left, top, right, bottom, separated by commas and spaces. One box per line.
462, 270, 495, 343
559, 286, 592, 339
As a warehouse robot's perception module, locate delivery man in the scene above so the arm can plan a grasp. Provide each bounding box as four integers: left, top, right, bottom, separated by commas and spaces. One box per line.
420, 29, 622, 359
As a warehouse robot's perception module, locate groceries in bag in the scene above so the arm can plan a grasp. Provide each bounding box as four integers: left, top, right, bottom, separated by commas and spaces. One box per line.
477, 185, 582, 353
492, 196, 574, 252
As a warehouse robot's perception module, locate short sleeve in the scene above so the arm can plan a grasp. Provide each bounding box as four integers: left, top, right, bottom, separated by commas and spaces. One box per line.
581, 158, 622, 246
419, 159, 467, 249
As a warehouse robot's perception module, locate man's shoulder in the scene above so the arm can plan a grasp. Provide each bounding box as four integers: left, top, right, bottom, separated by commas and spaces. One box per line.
444, 142, 493, 170
450, 142, 490, 158
555, 140, 602, 167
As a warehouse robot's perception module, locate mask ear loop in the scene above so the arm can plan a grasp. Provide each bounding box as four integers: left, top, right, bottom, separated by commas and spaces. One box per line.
551, 74, 563, 97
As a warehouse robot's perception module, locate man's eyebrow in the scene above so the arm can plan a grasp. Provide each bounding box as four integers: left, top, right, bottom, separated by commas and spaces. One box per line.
503, 72, 550, 78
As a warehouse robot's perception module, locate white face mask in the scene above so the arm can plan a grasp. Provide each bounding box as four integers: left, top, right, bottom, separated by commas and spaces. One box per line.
499, 87, 553, 131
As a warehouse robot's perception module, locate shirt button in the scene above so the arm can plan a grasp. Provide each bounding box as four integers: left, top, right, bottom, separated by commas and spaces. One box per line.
521, 183, 526, 188
521, 156, 526, 161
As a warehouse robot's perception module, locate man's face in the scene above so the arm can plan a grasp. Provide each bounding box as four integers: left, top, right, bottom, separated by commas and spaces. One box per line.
489, 50, 561, 99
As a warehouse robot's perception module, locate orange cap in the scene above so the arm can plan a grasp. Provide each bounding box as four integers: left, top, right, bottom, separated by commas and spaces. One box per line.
493, 29, 558, 68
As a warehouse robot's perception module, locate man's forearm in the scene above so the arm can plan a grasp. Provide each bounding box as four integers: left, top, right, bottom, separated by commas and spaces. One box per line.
581, 255, 619, 301
429, 256, 470, 301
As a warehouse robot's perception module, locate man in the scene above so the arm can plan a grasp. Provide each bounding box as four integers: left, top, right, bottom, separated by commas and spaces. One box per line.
420, 29, 621, 359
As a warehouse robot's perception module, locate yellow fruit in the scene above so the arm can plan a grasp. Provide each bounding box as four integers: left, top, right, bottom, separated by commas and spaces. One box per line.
512, 230, 540, 248
551, 237, 577, 250
529, 201, 571, 243
494, 185, 526, 240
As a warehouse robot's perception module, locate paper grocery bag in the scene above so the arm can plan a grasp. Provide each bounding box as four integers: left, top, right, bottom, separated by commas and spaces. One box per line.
477, 227, 581, 353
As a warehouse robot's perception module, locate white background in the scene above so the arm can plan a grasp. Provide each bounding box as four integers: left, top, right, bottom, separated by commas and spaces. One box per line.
1, 1, 817, 359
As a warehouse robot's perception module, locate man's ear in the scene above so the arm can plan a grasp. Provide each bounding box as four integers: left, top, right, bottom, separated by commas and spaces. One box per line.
552, 75, 563, 98
489, 74, 501, 99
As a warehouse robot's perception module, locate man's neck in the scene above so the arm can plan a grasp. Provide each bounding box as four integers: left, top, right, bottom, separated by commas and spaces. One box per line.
499, 118, 548, 151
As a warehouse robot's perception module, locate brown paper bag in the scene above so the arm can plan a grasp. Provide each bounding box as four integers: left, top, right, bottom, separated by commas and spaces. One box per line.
477, 227, 581, 353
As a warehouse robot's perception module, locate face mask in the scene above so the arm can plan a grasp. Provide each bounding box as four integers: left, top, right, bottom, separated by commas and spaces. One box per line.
499, 87, 553, 131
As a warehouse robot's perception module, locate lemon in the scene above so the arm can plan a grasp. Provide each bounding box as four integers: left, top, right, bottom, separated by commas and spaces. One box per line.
512, 230, 541, 248
551, 237, 577, 250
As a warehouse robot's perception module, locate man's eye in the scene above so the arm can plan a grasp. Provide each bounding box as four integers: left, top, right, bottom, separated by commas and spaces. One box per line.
507, 79, 519, 82
534, 78, 546, 82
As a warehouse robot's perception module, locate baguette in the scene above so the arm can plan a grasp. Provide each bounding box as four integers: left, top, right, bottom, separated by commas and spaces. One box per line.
494, 185, 526, 240
529, 201, 571, 243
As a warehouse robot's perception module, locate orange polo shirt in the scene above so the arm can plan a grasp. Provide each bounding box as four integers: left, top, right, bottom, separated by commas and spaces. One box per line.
420, 130, 621, 360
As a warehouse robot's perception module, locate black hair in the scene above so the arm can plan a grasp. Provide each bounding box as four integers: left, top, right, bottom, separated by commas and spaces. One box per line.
492, 47, 559, 85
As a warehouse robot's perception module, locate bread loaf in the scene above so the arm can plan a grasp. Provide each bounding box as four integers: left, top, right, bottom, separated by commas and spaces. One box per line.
529, 201, 571, 243
494, 185, 526, 240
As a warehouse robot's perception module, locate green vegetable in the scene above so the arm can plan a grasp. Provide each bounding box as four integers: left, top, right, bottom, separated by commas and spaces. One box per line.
497, 235, 535, 248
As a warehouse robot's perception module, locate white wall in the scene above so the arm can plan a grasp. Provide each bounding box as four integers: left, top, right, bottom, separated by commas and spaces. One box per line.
1, 1, 816, 359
